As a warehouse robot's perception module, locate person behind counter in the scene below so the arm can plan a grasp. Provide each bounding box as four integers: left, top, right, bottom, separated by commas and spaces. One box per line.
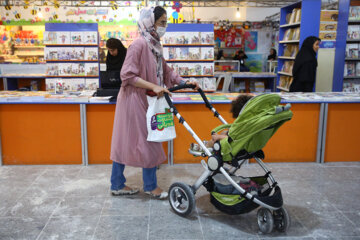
105, 38, 127, 87
267, 48, 277, 60
233, 49, 250, 72
289, 36, 321, 92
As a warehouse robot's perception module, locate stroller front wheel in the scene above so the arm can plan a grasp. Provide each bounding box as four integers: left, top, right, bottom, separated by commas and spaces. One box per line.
273, 207, 291, 232
168, 182, 195, 217
257, 208, 274, 234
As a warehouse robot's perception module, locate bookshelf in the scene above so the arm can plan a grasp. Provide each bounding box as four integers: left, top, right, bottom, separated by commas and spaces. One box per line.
276, 0, 321, 92
162, 24, 216, 92
44, 23, 100, 93
333, 0, 360, 92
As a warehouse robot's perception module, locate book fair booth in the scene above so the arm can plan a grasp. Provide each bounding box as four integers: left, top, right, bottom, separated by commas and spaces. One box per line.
0, 0, 359, 166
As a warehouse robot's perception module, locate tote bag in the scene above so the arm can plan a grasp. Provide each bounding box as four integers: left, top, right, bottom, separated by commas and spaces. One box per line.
146, 96, 176, 142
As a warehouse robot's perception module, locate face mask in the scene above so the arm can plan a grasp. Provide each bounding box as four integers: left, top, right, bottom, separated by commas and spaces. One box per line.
156, 26, 167, 38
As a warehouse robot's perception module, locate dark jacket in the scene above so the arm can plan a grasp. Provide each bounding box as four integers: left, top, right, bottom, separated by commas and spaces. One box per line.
289, 36, 320, 92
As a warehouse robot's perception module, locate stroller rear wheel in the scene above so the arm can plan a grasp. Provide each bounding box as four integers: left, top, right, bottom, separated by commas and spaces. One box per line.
257, 207, 274, 234
168, 182, 195, 217
273, 207, 290, 232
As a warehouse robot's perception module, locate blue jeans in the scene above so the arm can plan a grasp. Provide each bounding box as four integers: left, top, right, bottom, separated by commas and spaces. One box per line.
110, 161, 157, 192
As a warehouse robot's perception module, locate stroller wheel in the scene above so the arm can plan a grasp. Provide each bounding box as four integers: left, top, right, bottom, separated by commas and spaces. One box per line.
273, 207, 291, 232
257, 208, 274, 234
168, 182, 195, 217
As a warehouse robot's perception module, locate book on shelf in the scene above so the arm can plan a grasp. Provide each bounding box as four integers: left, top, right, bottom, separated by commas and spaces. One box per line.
201, 32, 215, 44
200, 47, 214, 60
344, 62, 356, 77
357, 62, 360, 76
283, 29, 294, 41
346, 44, 359, 58
286, 8, 301, 24
85, 78, 99, 90
319, 32, 337, 41
294, 8, 301, 23
44, 32, 57, 45
320, 23, 337, 31
85, 63, 99, 76
349, 6, 360, 21
162, 32, 212, 45
343, 80, 360, 93
83, 32, 98, 45
347, 25, 360, 40
56, 32, 71, 45
281, 61, 294, 74
279, 76, 293, 90
188, 47, 201, 60
292, 28, 300, 41
202, 77, 217, 91
71, 32, 85, 45
84, 47, 98, 60
168, 62, 214, 76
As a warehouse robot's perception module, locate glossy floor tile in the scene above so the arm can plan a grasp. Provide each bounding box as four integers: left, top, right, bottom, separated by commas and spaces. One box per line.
0, 162, 360, 240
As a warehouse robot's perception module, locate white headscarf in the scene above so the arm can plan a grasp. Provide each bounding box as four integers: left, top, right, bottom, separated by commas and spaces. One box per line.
137, 7, 164, 86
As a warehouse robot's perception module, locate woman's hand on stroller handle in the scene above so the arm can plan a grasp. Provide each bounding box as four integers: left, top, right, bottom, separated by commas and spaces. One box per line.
185, 80, 200, 90
151, 85, 171, 98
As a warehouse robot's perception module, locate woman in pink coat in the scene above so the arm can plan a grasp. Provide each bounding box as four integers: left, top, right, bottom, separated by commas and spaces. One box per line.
110, 6, 198, 199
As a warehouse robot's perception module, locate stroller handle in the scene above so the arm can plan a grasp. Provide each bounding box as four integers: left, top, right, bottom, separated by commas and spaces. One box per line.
166, 84, 214, 111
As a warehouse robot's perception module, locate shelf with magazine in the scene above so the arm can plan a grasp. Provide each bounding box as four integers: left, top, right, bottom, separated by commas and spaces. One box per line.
162, 23, 216, 92
342, 2, 360, 92
44, 23, 100, 94
276, 0, 321, 92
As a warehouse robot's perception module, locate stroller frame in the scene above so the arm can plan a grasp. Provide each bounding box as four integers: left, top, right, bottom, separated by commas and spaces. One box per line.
164, 84, 290, 234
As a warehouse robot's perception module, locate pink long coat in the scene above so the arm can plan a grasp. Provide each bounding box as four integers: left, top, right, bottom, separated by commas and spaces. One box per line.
110, 36, 183, 168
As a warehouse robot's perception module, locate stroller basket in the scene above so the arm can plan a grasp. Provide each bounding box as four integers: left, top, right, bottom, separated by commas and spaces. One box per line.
208, 174, 282, 215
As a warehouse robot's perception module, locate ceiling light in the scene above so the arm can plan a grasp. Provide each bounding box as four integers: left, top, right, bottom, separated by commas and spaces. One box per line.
236, 8, 241, 18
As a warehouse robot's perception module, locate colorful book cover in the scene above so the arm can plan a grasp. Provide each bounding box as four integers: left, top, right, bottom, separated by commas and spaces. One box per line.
85, 63, 99, 76
83, 32, 98, 44
201, 47, 214, 60
43, 32, 57, 45
71, 32, 85, 45
201, 32, 214, 44
84, 47, 98, 60
85, 78, 99, 90
56, 32, 71, 45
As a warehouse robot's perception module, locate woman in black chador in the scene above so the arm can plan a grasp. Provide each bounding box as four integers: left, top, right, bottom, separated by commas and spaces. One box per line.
106, 38, 127, 72
289, 36, 321, 92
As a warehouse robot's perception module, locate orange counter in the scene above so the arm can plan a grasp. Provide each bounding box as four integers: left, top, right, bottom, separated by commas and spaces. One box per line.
0, 101, 359, 165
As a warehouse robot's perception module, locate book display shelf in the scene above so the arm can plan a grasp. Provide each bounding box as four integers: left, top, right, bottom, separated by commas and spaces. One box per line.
343, 1, 360, 92
162, 24, 216, 92
44, 23, 100, 94
277, 0, 321, 92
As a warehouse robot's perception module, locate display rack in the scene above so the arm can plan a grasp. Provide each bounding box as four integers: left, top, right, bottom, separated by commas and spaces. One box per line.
44, 23, 100, 93
276, 0, 322, 92
162, 24, 216, 92
340, 1, 360, 92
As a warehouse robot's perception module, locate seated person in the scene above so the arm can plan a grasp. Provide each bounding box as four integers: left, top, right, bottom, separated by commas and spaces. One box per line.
233, 50, 250, 72
191, 94, 253, 152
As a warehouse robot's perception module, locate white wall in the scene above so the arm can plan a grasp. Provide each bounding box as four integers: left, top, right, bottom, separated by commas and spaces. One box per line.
181, 7, 280, 22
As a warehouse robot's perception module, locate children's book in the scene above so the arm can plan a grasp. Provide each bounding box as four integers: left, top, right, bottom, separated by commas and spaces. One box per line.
201, 32, 214, 44
57, 32, 71, 45
71, 32, 85, 45
188, 47, 200, 60
83, 32, 98, 44
84, 47, 98, 60
85, 78, 99, 90
45, 78, 56, 91
43, 32, 57, 45
201, 47, 214, 60
85, 63, 99, 76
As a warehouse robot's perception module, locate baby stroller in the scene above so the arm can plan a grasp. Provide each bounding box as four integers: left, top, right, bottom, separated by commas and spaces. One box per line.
163, 85, 293, 234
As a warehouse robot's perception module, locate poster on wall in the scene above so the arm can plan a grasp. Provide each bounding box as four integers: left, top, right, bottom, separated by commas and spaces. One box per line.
245, 54, 263, 72
244, 31, 258, 52
214, 27, 244, 48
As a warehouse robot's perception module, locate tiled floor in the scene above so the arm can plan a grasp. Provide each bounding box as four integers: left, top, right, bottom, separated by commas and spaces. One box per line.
0, 162, 360, 240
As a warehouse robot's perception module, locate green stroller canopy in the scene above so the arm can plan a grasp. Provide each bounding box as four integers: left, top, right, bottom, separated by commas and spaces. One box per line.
213, 94, 293, 162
